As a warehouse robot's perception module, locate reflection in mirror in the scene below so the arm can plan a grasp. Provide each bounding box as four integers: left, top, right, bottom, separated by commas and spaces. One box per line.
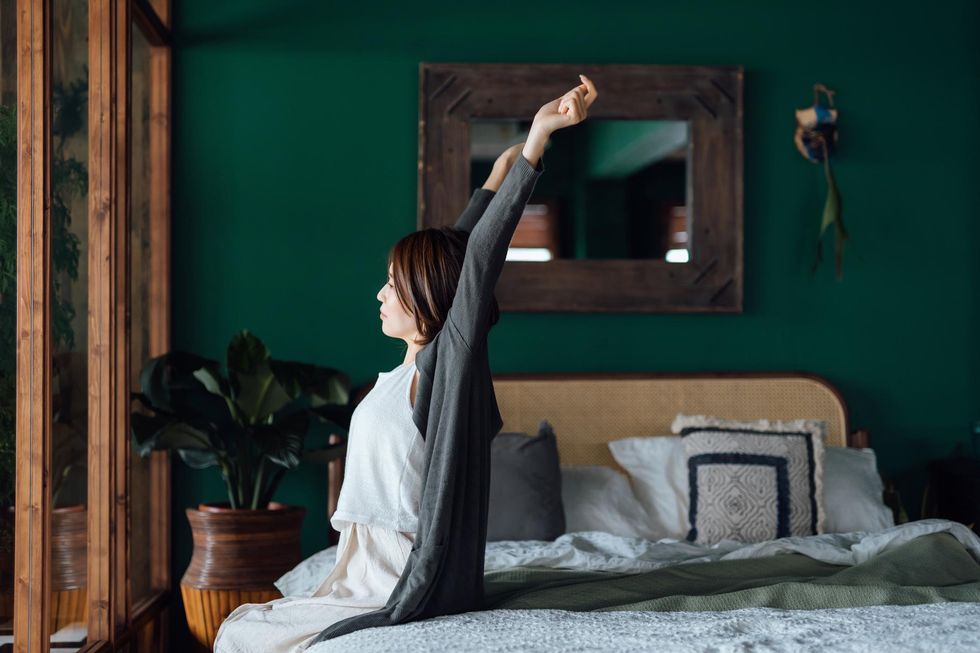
469, 119, 690, 264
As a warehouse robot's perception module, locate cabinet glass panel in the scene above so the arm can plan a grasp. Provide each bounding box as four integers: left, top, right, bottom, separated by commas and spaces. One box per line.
50, 0, 90, 645
0, 0, 16, 642
130, 20, 154, 605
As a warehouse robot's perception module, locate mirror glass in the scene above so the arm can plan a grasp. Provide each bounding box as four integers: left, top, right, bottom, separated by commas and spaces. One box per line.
469, 119, 691, 263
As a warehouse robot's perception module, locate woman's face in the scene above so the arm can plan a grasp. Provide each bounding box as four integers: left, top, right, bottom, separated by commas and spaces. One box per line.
377, 263, 417, 342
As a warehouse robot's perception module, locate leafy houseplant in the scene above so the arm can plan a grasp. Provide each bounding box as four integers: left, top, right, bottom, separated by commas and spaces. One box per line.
131, 329, 351, 508
130, 329, 351, 649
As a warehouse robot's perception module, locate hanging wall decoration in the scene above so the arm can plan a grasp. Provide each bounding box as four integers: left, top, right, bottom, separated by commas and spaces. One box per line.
794, 84, 847, 280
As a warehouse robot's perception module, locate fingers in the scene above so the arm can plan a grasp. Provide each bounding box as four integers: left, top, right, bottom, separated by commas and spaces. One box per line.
549, 76, 597, 126
560, 93, 576, 114
560, 87, 586, 116
561, 88, 587, 122
578, 74, 598, 107
561, 101, 582, 123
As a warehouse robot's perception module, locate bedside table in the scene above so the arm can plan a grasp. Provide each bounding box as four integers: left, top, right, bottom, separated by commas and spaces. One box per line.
923, 456, 980, 534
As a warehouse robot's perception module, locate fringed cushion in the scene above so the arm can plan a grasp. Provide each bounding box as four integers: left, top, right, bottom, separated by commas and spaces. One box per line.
672, 414, 827, 545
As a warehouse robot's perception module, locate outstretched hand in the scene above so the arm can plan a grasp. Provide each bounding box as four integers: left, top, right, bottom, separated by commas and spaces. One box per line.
531, 74, 598, 136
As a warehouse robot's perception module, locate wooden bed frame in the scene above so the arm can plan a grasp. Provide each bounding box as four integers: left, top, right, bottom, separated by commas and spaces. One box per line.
324, 371, 869, 545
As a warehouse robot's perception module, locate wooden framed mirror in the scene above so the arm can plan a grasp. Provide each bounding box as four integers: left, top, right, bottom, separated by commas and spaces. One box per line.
417, 62, 743, 313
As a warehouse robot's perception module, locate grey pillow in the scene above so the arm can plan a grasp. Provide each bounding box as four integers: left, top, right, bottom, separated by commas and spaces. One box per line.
487, 419, 565, 541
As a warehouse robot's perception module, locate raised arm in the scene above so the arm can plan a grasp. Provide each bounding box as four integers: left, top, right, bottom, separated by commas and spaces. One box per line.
453, 143, 525, 234
453, 188, 496, 234
446, 74, 598, 348
445, 152, 544, 348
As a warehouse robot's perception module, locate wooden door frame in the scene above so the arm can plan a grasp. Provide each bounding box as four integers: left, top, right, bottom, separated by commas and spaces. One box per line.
13, 0, 54, 650
86, 0, 172, 648
13, 0, 172, 651
87, 0, 131, 640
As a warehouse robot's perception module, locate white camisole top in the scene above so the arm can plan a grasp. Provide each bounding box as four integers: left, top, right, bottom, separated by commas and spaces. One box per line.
330, 360, 425, 533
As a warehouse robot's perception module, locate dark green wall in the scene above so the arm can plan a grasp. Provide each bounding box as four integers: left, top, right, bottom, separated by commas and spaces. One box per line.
170, 0, 979, 640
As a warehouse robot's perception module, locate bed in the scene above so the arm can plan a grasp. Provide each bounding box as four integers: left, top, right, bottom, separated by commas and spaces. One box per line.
294, 372, 980, 652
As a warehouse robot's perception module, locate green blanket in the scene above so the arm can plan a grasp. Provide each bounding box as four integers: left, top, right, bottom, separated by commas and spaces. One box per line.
483, 532, 980, 612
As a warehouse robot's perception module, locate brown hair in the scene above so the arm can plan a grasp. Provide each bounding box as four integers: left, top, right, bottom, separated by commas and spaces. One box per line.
387, 227, 500, 346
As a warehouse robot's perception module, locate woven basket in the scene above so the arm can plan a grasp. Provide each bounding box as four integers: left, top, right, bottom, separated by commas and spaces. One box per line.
181, 502, 305, 651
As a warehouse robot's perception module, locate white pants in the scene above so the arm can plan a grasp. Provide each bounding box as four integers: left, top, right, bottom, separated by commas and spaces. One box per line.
213, 523, 415, 653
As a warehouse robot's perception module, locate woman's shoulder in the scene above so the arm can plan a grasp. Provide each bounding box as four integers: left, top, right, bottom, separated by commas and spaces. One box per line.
416, 323, 484, 375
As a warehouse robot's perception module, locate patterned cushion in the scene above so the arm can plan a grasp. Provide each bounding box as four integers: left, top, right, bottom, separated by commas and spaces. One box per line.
671, 414, 827, 545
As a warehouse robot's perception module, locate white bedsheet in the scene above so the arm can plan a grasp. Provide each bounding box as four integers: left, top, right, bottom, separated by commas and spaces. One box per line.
257, 519, 980, 652
306, 602, 980, 653
276, 519, 980, 598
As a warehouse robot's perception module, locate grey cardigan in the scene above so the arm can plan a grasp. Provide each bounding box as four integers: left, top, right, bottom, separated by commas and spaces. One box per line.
310, 152, 544, 643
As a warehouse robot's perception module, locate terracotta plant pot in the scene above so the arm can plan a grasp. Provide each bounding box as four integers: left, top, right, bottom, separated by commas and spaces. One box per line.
0, 505, 87, 630
51, 504, 87, 631
180, 502, 305, 651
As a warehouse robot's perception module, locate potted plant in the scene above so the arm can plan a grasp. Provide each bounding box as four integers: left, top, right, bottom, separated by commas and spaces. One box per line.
131, 329, 350, 649
48, 357, 89, 631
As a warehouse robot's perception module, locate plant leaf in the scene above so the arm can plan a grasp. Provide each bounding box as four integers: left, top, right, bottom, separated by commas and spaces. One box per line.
270, 360, 351, 407
192, 363, 244, 424
139, 351, 214, 411
192, 360, 229, 396
138, 351, 236, 431
821, 156, 847, 280
251, 421, 305, 470
177, 448, 219, 469
227, 330, 293, 423
131, 412, 213, 458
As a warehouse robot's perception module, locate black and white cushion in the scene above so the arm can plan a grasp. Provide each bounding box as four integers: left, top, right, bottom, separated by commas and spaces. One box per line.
671, 414, 827, 545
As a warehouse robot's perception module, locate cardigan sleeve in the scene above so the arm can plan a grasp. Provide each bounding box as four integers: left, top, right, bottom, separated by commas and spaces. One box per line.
446, 153, 544, 349
453, 187, 496, 234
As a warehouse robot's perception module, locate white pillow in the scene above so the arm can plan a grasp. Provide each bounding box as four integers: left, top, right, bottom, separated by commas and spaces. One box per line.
607, 437, 689, 540
822, 446, 894, 533
559, 464, 662, 539
608, 436, 894, 539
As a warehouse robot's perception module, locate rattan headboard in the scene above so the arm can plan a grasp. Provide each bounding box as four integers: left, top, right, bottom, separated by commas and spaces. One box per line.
491, 372, 854, 474
325, 371, 862, 543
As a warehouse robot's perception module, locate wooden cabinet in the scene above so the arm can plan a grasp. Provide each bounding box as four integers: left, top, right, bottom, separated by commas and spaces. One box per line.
7, 1, 172, 651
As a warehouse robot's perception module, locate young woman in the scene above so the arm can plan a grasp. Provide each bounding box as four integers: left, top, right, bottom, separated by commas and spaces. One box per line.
214, 74, 598, 652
